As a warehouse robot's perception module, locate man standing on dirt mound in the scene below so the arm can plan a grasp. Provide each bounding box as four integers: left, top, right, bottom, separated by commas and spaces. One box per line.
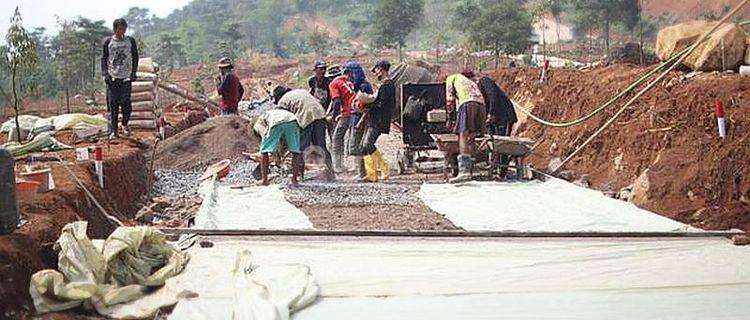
445, 72, 486, 183
102, 18, 138, 139
215, 57, 244, 115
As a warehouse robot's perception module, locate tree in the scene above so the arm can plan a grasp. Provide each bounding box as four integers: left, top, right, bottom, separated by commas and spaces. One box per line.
53, 18, 87, 112
0, 7, 39, 142
307, 27, 331, 56
156, 33, 186, 72
123, 7, 155, 35
467, 0, 534, 67
372, 0, 425, 61
569, 0, 640, 53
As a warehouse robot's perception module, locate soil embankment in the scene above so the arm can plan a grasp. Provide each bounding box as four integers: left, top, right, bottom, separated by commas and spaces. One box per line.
494, 64, 750, 231
0, 138, 151, 316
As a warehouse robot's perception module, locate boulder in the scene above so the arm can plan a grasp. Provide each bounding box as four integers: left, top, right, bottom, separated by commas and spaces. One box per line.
656, 20, 748, 71
630, 169, 651, 207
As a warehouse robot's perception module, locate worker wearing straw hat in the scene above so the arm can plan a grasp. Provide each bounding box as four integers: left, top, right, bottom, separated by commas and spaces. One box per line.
215, 57, 244, 115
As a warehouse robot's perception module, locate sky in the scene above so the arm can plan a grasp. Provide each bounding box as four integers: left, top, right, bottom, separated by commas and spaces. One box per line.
0, 0, 191, 37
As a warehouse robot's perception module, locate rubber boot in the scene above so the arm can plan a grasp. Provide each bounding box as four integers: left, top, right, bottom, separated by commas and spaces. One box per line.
363, 154, 378, 182
449, 155, 473, 184
373, 149, 390, 181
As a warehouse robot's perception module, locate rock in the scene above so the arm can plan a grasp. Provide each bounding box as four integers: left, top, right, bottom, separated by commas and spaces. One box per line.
135, 207, 155, 224
687, 190, 697, 201
630, 169, 651, 207
613, 153, 624, 171
732, 235, 750, 246
547, 157, 562, 173
558, 170, 575, 182
691, 207, 707, 221
656, 20, 747, 71
618, 185, 634, 201
573, 175, 591, 188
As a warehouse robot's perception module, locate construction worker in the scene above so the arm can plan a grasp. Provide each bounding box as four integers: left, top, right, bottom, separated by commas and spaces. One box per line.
474, 74, 518, 178
344, 61, 373, 180
102, 18, 138, 138
253, 108, 303, 186
308, 60, 331, 109
215, 57, 244, 115
446, 71, 486, 183
273, 85, 336, 181
327, 64, 356, 173
351, 60, 395, 182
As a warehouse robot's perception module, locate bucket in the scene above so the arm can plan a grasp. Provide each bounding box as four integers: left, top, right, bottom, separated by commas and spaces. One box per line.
740, 65, 750, 77
19, 168, 52, 193
16, 179, 40, 203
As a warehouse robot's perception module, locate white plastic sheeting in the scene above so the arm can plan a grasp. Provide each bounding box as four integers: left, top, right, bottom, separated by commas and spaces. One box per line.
418, 179, 693, 232
175, 237, 750, 320
167, 249, 320, 320
193, 180, 314, 230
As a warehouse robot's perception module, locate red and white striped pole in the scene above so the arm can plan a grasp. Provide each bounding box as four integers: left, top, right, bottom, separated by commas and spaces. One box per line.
716, 100, 726, 139
94, 145, 104, 188
540, 59, 550, 83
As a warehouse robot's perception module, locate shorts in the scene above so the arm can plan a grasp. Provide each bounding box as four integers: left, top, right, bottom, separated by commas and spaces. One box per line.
454, 101, 486, 134
260, 121, 301, 154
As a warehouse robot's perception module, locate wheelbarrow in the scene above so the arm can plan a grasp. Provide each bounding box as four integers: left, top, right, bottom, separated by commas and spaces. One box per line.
432, 134, 534, 180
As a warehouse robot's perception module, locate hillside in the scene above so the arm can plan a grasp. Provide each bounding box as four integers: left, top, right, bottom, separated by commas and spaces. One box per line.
645, 0, 750, 21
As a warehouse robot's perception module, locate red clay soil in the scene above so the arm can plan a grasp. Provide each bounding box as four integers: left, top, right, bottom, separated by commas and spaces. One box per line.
154, 115, 260, 170
0, 134, 151, 317
644, 0, 750, 21
492, 64, 750, 232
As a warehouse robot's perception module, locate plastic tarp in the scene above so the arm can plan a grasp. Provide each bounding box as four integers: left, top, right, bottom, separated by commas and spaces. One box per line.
168, 249, 320, 319
29, 222, 189, 319
193, 180, 314, 230
2, 132, 72, 157
177, 237, 750, 320
418, 179, 694, 232
1, 113, 107, 133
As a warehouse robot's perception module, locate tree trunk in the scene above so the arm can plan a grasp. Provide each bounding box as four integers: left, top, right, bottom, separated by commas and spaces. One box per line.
555, 16, 562, 51
435, 37, 440, 64
65, 87, 70, 114
11, 65, 22, 143
604, 19, 611, 55
495, 41, 500, 69
398, 43, 403, 62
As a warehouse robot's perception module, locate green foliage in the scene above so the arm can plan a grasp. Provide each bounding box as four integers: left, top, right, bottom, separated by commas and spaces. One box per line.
371, 0, 425, 48
155, 33, 187, 72
568, 0, 641, 50
462, 0, 534, 55
1, 7, 39, 141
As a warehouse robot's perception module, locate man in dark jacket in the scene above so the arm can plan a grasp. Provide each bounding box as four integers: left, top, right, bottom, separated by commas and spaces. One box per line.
477, 76, 517, 136
215, 57, 244, 115
351, 60, 395, 181
308, 60, 331, 108
102, 18, 138, 138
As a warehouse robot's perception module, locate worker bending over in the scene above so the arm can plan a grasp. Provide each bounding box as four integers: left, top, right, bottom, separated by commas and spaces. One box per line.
475, 74, 518, 178
445, 72, 486, 183
253, 108, 303, 186
273, 85, 336, 181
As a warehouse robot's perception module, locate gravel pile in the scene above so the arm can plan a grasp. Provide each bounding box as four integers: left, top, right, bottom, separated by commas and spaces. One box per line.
151, 169, 202, 198
282, 181, 420, 207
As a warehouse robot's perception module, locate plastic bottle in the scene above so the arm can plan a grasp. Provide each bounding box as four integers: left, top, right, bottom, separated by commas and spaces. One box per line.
0, 148, 19, 234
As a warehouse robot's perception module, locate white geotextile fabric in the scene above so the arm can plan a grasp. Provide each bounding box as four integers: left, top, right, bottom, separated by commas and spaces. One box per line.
178, 237, 750, 320
194, 180, 313, 230
418, 179, 693, 232
167, 249, 320, 320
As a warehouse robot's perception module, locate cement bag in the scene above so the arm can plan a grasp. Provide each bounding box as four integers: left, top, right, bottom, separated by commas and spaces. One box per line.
44, 113, 108, 131
103, 226, 189, 287
3, 133, 71, 157
0, 115, 40, 133
132, 101, 155, 112
137, 58, 156, 73
132, 81, 155, 93
131, 91, 155, 103
656, 20, 748, 71
136, 72, 157, 81
30, 222, 106, 313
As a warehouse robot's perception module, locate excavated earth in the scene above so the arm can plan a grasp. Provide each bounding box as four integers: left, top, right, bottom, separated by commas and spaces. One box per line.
493, 64, 750, 232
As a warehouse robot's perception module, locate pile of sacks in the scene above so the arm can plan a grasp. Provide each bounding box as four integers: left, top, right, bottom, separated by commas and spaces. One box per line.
656, 20, 749, 72
30, 222, 188, 319
117, 57, 160, 129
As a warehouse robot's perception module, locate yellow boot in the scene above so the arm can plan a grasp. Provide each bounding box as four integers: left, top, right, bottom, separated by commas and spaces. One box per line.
363, 154, 378, 182
373, 149, 390, 181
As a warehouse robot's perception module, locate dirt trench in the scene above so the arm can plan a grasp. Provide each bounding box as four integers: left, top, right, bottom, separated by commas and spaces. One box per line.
0, 139, 151, 317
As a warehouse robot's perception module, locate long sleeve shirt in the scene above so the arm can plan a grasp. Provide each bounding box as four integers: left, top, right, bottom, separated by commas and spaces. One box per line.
101, 35, 139, 80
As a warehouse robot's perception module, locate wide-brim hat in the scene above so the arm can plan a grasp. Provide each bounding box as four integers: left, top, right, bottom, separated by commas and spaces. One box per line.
325, 64, 344, 78
217, 57, 234, 68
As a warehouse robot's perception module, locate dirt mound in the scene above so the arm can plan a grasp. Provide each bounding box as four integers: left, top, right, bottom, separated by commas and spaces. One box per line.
155, 115, 260, 170
493, 64, 750, 232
